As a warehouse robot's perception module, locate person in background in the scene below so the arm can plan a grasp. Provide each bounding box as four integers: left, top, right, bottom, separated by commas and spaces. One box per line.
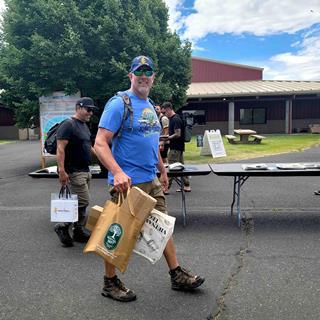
94, 55, 204, 302
155, 105, 170, 165
162, 101, 191, 192
54, 97, 97, 247
158, 139, 165, 156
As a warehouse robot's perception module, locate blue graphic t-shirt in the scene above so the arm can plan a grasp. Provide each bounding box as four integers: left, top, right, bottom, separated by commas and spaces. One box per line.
98, 91, 161, 185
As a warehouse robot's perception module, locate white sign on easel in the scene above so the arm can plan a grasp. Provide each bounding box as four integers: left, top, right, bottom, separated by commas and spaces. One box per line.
200, 130, 226, 158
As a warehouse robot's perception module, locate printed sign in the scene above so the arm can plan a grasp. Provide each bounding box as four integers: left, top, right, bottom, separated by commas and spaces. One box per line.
200, 129, 226, 158
39, 91, 80, 156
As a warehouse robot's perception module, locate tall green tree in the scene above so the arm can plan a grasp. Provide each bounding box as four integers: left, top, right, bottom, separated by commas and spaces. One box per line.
0, 0, 191, 128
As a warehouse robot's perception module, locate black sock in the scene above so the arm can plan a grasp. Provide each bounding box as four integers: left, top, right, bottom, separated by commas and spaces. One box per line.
169, 266, 181, 276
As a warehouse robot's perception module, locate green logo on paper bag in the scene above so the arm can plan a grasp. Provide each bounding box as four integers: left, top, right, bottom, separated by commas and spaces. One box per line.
104, 223, 123, 250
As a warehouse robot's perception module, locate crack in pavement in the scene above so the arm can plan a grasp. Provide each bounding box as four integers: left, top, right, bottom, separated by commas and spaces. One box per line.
207, 214, 254, 320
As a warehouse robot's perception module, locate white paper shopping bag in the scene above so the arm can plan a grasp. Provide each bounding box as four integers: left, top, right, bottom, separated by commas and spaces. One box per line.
134, 209, 176, 264
50, 186, 78, 222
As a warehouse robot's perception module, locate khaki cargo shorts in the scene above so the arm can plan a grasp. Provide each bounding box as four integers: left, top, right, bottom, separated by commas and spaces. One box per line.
109, 178, 167, 214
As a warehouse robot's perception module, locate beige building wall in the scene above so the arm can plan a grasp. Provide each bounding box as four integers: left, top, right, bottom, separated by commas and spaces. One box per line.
0, 126, 19, 139
0, 126, 40, 140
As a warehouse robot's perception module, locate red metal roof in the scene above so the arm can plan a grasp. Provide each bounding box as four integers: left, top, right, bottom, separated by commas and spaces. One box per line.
192, 57, 263, 83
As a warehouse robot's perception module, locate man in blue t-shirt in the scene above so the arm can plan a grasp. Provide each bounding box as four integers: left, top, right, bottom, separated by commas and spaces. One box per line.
94, 55, 205, 302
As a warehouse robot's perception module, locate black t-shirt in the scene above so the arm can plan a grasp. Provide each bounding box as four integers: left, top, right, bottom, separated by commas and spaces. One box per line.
169, 114, 185, 152
56, 118, 92, 173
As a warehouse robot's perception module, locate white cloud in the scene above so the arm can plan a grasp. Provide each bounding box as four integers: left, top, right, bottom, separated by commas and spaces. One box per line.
180, 0, 320, 41
0, 0, 5, 26
165, 0, 320, 80
164, 0, 186, 32
0, 0, 5, 13
264, 28, 320, 80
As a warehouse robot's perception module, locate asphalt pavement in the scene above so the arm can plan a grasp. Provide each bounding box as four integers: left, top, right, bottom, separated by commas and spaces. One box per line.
0, 141, 320, 320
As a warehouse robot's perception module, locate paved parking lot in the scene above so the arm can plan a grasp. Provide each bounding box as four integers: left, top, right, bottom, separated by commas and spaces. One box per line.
1, 141, 320, 320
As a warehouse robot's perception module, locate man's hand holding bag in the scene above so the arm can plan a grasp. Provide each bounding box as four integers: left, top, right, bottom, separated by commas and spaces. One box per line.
83, 187, 156, 273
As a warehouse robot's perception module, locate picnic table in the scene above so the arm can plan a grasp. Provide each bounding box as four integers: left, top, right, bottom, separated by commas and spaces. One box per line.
234, 129, 256, 143
225, 129, 266, 144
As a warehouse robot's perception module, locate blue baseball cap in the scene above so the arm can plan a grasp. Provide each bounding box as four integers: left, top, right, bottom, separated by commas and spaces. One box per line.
130, 55, 154, 72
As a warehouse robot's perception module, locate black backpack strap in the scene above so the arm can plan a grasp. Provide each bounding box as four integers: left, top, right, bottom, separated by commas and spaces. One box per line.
113, 92, 154, 139
115, 92, 133, 138
159, 114, 163, 128
148, 97, 155, 108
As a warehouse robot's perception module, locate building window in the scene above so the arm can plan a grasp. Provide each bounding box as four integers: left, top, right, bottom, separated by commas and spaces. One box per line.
182, 110, 206, 125
240, 108, 266, 125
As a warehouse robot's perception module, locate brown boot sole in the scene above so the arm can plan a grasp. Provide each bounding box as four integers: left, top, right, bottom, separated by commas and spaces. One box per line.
171, 277, 205, 291
101, 290, 137, 302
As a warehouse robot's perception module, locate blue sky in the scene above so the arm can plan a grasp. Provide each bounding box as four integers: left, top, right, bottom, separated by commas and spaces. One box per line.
1, 0, 320, 80
164, 0, 320, 80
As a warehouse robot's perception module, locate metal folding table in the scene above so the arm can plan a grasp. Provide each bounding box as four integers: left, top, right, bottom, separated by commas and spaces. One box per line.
162, 164, 212, 226
210, 162, 320, 226
29, 164, 212, 227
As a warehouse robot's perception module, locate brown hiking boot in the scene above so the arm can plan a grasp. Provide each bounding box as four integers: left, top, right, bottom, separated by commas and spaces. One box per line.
54, 224, 73, 247
102, 276, 136, 302
169, 266, 205, 291
73, 227, 90, 243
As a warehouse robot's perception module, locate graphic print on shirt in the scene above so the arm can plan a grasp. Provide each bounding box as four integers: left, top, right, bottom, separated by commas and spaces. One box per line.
138, 108, 161, 136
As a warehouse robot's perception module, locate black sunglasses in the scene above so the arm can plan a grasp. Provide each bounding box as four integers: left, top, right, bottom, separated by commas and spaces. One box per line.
133, 69, 154, 77
83, 106, 95, 113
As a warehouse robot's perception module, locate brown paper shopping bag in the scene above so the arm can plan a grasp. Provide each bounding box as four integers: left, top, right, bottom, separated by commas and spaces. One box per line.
83, 187, 156, 273
85, 206, 175, 265
85, 205, 103, 231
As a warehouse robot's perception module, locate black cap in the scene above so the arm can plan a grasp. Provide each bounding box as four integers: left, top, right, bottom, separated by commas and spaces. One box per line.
76, 97, 98, 109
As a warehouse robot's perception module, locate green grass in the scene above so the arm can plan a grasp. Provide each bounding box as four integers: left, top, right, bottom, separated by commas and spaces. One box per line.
0, 140, 15, 145
184, 134, 320, 163
1, 135, 320, 164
